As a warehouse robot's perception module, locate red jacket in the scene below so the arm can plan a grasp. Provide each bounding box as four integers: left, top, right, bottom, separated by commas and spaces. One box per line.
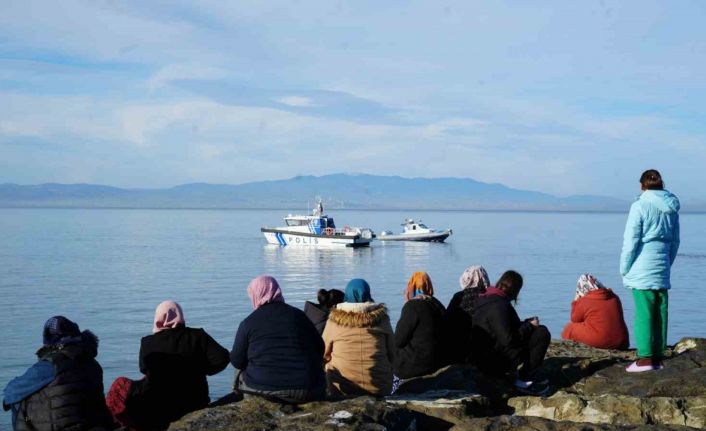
561, 289, 629, 350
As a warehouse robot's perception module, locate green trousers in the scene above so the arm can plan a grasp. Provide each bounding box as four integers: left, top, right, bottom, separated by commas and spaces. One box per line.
632, 289, 669, 358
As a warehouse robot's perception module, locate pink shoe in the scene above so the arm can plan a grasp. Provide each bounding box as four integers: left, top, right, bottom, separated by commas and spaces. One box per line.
625, 361, 661, 373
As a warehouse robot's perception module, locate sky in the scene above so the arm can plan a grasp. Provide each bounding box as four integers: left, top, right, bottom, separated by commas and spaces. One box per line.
1, 0, 705, 201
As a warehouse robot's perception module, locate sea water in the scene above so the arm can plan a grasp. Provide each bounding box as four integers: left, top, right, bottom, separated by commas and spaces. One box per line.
1, 208, 705, 427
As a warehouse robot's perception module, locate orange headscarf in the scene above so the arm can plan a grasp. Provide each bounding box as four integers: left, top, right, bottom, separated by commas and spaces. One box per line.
405, 271, 434, 301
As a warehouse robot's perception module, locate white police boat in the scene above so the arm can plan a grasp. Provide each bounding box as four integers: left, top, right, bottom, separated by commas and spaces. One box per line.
378, 218, 452, 242
261, 202, 375, 247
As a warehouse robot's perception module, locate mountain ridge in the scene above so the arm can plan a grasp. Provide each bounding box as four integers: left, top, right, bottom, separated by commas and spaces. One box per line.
0, 174, 633, 211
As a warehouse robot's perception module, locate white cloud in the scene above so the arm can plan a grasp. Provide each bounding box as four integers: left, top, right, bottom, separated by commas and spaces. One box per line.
277, 96, 319, 107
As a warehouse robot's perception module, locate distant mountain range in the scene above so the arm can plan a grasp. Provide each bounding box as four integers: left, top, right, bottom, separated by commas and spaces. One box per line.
0, 174, 635, 211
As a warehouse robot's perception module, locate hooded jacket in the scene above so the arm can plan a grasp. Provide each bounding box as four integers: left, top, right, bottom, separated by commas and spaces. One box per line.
620, 190, 680, 290
394, 296, 448, 379
3, 331, 113, 431
322, 303, 395, 397
561, 289, 630, 350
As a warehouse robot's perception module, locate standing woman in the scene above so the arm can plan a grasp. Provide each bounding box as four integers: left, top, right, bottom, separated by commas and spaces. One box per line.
621, 169, 680, 372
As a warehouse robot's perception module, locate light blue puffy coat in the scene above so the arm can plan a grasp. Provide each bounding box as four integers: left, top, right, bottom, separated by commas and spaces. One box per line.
620, 190, 680, 290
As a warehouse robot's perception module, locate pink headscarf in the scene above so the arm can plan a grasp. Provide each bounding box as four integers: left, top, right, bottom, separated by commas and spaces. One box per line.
247, 275, 285, 310
153, 300, 185, 333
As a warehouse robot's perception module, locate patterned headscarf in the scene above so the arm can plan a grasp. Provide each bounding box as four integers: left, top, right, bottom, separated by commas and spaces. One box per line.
247, 275, 285, 310
43, 316, 81, 346
405, 271, 434, 301
344, 279, 373, 303
153, 300, 185, 333
459, 265, 490, 292
576, 274, 606, 299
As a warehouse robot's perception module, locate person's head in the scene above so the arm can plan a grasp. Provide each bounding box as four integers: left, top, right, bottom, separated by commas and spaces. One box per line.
344, 278, 373, 303
576, 274, 606, 299
459, 265, 490, 292
317, 288, 344, 308
640, 169, 664, 191
43, 316, 81, 346
153, 300, 185, 333
495, 270, 523, 301
247, 275, 285, 310
405, 271, 434, 301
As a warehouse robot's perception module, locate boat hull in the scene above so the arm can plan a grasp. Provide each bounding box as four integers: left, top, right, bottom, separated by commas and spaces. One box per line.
378, 230, 452, 243
261, 228, 372, 247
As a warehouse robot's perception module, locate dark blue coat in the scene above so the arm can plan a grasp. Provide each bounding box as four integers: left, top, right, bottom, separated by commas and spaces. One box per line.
230, 301, 325, 391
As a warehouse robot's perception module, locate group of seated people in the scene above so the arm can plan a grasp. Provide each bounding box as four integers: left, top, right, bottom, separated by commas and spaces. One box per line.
2, 267, 630, 430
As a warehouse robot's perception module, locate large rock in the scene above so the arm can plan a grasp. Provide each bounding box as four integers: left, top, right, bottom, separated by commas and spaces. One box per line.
452, 415, 694, 430
509, 338, 706, 428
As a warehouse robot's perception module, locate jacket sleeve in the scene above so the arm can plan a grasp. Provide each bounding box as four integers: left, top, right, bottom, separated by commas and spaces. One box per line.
2, 361, 55, 407
670, 213, 680, 265
383, 317, 396, 365
447, 292, 461, 312
200, 330, 230, 375
229, 322, 249, 371
138, 338, 148, 375
487, 303, 523, 367
620, 202, 643, 276
394, 302, 417, 349
570, 299, 585, 323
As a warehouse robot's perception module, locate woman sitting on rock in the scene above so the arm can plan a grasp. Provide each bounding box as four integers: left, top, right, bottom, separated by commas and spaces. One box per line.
446, 265, 490, 363
394, 271, 448, 379
323, 279, 395, 398
304, 288, 345, 335
561, 274, 629, 350
472, 270, 551, 394
230, 275, 326, 403
107, 300, 230, 430
3, 316, 113, 431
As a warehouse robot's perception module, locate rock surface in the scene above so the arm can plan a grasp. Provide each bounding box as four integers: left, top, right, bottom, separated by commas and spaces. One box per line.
169, 338, 706, 431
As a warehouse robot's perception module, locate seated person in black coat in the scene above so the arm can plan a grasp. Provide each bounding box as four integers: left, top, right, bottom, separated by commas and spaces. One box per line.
304, 288, 344, 335
446, 265, 490, 363
471, 270, 550, 393
230, 275, 326, 403
394, 271, 448, 379
124, 300, 230, 430
3, 316, 113, 431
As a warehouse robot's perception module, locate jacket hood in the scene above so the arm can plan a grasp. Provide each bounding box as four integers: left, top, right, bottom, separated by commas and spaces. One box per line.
36, 330, 99, 360
328, 302, 388, 328
640, 190, 680, 214
581, 288, 617, 301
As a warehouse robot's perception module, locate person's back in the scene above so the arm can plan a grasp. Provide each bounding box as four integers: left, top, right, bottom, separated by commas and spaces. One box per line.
3, 317, 112, 431
562, 289, 629, 349
231, 301, 325, 392
446, 265, 490, 364
471, 291, 523, 372
136, 326, 229, 423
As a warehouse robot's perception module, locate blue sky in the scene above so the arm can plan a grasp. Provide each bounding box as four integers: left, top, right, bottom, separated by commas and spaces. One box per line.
1, 1, 705, 201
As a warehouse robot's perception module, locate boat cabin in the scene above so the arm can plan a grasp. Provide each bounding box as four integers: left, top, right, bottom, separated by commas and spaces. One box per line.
284, 214, 336, 235
402, 218, 432, 234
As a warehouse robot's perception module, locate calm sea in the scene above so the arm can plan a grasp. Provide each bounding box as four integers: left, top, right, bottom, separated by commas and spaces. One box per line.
1, 208, 705, 427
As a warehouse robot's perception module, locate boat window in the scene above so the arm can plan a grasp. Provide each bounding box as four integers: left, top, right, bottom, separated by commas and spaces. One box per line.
412, 225, 416, 230
418, 223, 428, 229
285, 219, 307, 226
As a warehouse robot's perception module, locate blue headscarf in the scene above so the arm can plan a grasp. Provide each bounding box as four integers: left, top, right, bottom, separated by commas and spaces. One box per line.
344, 279, 373, 303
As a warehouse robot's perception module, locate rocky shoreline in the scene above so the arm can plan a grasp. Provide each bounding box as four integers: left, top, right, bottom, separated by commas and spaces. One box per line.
169, 338, 706, 430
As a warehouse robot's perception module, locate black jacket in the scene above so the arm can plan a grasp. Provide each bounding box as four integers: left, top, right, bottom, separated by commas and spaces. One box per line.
303, 301, 330, 335
393, 296, 448, 379
131, 326, 229, 429
445, 289, 481, 363
14, 331, 113, 431
471, 293, 533, 374
230, 301, 325, 391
